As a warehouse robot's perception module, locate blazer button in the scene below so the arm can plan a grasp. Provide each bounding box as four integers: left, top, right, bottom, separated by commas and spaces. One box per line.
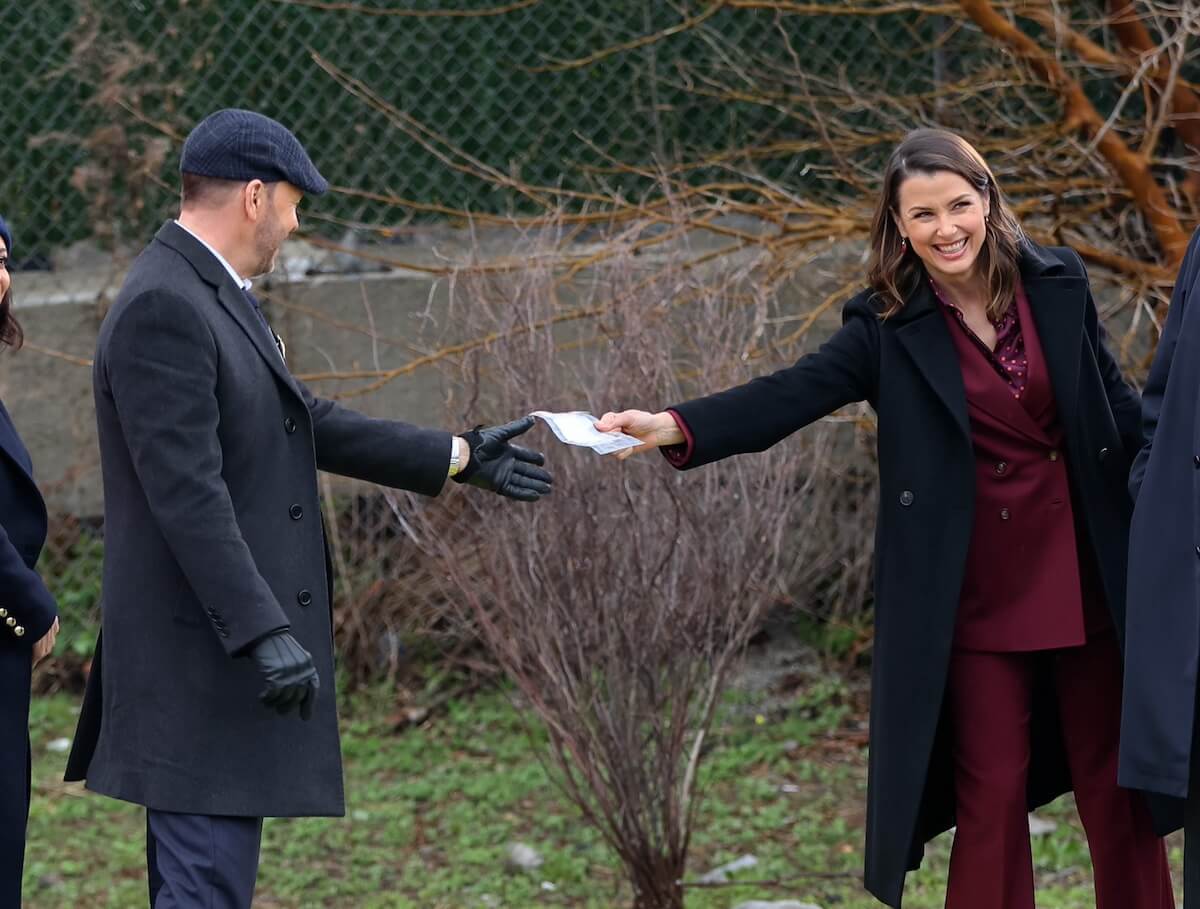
219, 628, 230, 638
899, 490, 914, 507
1193, 454, 1199, 468
297, 589, 313, 607
284, 417, 297, 434
1048, 450, 1059, 462
1000, 507, 1011, 520
289, 504, 304, 520
13, 626, 23, 637
994, 461, 1008, 475
4, 617, 13, 627
0, 608, 7, 618
1098, 447, 1109, 462
1196, 545, 1200, 558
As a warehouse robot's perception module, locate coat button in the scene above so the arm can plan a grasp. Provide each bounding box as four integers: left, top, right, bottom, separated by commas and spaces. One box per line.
297, 589, 313, 607
289, 504, 304, 520
1194, 454, 1199, 468
0, 608, 7, 618
284, 417, 297, 434
1098, 447, 1109, 462
4, 617, 13, 627
219, 629, 230, 638
13, 626, 24, 637
994, 461, 1008, 475
899, 490, 914, 507
1048, 450, 1059, 461
1000, 507, 1011, 520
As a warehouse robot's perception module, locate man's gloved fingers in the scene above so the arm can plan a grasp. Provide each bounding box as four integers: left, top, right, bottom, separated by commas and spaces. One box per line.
502, 484, 544, 502
489, 415, 536, 442
273, 685, 304, 716
511, 473, 552, 495
513, 462, 553, 484
508, 444, 546, 466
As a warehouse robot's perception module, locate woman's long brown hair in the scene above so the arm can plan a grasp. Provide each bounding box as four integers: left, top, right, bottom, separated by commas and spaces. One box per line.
867, 129, 1025, 319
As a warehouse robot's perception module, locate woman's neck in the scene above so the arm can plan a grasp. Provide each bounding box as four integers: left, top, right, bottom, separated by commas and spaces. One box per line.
932, 268, 988, 312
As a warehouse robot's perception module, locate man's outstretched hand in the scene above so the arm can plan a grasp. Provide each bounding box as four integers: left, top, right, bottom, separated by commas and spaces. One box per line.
454, 415, 553, 502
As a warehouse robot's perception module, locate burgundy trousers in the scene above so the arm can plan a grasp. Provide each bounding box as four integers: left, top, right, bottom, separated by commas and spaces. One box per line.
944, 632, 1173, 909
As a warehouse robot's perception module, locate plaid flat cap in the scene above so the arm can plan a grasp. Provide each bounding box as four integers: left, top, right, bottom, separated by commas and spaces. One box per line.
180, 109, 328, 195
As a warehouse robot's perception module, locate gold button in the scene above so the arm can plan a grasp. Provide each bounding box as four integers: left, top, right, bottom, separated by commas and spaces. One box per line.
4, 617, 13, 627
1048, 450, 1059, 461
0, 608, 7, 618
13, 626, 24, 637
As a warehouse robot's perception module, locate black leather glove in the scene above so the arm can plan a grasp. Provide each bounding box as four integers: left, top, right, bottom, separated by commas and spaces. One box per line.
249, 630, 320, 720
453, 415, 553, 502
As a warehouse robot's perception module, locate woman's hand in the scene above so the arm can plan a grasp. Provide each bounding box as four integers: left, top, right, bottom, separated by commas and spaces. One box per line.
32, 617, 59, 667
595, 410, 684, 460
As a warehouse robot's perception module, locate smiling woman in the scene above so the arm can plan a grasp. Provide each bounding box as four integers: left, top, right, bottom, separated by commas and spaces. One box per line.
0, 213, 61, 909
595, 128, 1176, 908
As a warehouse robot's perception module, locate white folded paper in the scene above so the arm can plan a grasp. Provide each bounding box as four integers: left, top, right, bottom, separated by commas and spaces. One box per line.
531, 411, 643, 455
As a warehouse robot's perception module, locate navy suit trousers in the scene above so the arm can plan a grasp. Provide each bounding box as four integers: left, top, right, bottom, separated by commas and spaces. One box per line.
146, 810, 263, 909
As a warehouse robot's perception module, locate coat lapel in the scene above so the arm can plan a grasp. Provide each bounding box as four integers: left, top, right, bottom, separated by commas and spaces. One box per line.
893, 282, 972, 441
214, 281, 303, 398
0, 399, 34, 482
1021, 273, 1086, 441
153, 221, 302, 399
0, 399, 48, 540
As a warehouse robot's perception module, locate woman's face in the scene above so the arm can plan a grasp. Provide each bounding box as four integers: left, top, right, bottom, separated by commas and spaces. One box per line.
893, 170, 990, 287
0, 239, 9, 300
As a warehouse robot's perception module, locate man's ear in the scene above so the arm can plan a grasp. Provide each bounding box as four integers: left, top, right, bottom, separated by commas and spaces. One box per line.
243, 179, 267, 222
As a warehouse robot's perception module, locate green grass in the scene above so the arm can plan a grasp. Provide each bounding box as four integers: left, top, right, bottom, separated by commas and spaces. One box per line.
22, 678, 1184, 908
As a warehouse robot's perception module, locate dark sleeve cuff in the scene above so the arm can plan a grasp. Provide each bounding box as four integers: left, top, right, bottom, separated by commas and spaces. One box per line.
660, 409, 695, 469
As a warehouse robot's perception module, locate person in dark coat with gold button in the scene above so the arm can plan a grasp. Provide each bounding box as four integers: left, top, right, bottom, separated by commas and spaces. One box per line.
62, 110, 552, 909
1121, 222, 1200, 906
0, 214, 61, 909
597, 129, 1174, 908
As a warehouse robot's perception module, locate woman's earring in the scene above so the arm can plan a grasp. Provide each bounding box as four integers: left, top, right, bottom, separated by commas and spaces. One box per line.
900, 237, 908, 253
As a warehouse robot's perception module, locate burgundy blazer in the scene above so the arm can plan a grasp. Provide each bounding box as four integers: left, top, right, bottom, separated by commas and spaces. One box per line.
943, 285, 1108, 651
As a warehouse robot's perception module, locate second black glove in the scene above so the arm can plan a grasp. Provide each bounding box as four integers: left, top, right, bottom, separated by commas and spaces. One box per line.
249, 629, 320, 720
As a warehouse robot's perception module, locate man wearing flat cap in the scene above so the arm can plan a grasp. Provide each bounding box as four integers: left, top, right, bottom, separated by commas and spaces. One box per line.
64, 109, 552, 908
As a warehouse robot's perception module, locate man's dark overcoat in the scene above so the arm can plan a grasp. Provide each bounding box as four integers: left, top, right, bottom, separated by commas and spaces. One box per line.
65, 220, 452, 817
1121, 226, 1200, 800
671, 242, 1157, 907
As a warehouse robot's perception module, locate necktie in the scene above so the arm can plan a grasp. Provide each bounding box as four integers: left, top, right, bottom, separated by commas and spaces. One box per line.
242, 288, 286, 361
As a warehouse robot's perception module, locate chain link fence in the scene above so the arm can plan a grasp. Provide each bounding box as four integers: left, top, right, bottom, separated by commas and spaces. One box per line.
4, 0, 954, 261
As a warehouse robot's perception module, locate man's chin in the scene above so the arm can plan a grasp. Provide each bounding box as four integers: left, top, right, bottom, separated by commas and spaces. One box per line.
250, 256, 278, 279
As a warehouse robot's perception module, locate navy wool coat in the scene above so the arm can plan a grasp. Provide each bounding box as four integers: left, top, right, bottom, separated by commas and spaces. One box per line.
1121, 226, 1200, 799
0, 398, 59, 909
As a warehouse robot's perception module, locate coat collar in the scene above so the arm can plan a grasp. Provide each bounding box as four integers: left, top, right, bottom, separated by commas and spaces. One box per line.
891, 240, 1085, 442
152, 220, 301, 397
0, 397, 35, 485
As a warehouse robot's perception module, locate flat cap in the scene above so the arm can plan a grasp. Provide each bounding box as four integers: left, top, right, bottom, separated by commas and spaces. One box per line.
180, 109, 328, 195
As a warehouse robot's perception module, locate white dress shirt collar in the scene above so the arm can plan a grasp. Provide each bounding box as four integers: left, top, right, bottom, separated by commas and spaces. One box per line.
174, 220, 253, 292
